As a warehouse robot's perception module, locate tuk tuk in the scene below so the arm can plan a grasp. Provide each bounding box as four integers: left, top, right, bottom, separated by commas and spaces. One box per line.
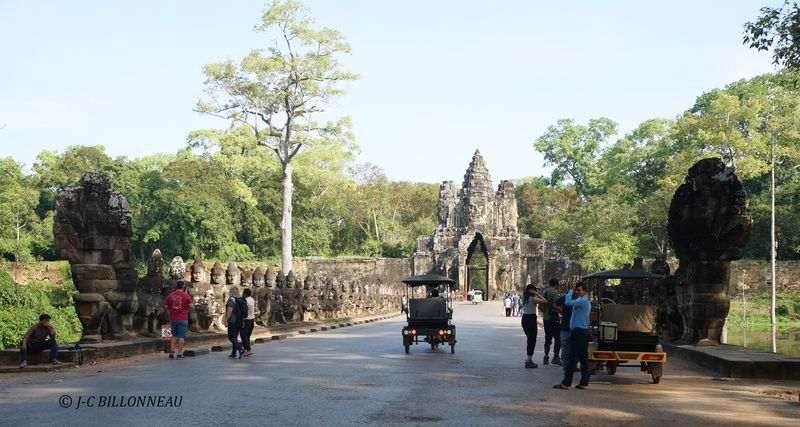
583, 268, 667, 384
401, 274, 457, 354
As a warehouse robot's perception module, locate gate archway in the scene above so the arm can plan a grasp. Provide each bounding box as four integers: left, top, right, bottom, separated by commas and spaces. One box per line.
466, 234, 489, 300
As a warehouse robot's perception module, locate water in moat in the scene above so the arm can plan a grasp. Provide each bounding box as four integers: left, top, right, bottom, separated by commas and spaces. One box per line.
724, 325, 800, 356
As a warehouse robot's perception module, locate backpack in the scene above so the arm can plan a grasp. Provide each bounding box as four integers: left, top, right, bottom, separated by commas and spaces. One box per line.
233, 296, 248, 321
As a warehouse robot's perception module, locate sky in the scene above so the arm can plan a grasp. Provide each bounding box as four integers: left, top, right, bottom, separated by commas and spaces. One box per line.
0, 1, 782, 184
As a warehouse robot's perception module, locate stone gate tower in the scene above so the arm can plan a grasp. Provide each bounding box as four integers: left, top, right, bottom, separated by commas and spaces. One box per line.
412, 150, 580, 295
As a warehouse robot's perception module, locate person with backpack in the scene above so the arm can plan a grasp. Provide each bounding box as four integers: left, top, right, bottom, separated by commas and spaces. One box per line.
224, 288, 247, 359
540, 277, 562, 366
239, 288, 256, 357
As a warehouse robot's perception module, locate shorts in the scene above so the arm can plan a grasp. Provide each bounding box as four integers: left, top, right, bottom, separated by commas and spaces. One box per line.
170, 320, 188, 338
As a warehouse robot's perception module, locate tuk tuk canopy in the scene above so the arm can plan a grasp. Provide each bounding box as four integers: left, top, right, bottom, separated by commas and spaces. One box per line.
401, 274, 456, 288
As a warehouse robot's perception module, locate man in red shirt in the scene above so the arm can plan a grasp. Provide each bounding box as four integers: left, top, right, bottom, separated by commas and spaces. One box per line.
164, 280, 193, 359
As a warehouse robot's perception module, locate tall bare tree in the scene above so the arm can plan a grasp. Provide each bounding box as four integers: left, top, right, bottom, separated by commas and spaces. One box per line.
196, 0, 358, 273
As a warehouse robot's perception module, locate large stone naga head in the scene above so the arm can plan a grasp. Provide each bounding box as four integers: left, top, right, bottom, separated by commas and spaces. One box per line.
53, 173, 133, 267
668, 158, 752, 261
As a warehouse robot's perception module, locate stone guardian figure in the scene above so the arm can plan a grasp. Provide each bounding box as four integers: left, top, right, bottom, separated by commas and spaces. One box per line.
667, 158, 752, 345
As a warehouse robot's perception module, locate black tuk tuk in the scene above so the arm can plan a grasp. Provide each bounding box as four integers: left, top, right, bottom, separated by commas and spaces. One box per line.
401, 274, 457, 354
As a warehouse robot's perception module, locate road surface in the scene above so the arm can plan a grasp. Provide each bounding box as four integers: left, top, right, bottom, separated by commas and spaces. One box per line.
1, 301, 798, 426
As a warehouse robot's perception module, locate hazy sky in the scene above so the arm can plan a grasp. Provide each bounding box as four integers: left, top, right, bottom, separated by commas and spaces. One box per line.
0, 1, 781, 183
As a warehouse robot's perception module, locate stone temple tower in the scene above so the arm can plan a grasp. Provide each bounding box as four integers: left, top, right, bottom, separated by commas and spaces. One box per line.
413, 150, 579, 295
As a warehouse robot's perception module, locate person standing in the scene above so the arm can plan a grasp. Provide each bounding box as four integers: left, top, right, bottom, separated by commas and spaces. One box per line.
541, 278, 562, 366
225, 288, 246, 359
467, 289, 474, 302
165, 281, 193, 360
520, 284, 547, 368
555, 289, 577, 372
240, 288, 256, 357
511, 293, 520, 316
554, 281, 591, 389
400, 295, 408, 315
19, 313, 61, 368
504, 294, 512, 317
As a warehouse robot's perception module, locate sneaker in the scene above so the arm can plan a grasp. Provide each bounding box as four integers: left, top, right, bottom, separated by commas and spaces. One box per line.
176, 354, 185, 360
552, 356, 562, 366
543, 355, 550, 365
52, 359, 62, 365
19, 361, 28, 369
243, 350, 254, 357
525, 360, 538, 369
168, 352, 175, 360
228, 353, 237, 359
238, 348, 246, 359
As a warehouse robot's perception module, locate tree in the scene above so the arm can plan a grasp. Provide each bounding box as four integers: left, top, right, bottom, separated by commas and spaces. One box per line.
744, 1, 800, 70
596, 118, 676, 196
533, 118, 618, 197
0, 158, 39, 279
195, 0, 358, 273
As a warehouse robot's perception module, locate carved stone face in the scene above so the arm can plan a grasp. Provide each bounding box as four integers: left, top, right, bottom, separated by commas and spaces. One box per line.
253, 267, 265, 287
210, 261, 224, 285
191, 270, 203, 283
241, 268, 253, 286
225, 261, 239, 285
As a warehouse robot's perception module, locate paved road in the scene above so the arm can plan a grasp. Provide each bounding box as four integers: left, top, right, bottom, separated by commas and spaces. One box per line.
1, 301, 798, 426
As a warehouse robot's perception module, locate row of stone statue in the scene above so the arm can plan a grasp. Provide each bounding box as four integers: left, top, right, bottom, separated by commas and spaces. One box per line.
136, 250, 403, 336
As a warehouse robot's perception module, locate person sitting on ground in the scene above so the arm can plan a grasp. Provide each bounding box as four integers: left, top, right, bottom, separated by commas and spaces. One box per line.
19, 313, 61, 368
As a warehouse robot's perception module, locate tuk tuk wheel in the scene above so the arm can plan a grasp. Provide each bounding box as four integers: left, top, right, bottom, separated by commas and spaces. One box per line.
450, 343, 455, 354
404, 343, 410, 354
649, 362, 663, 384
607, 362, 618, 375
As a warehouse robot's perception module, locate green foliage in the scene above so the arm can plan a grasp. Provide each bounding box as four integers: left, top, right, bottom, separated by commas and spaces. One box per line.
533, 117, 618, 197
0, 271, 82, 349
577, 232, 638, 272
529, 70, 800, 266
727, 289, 800, 326
744, 1, 800, 70
0, 157, 40, 263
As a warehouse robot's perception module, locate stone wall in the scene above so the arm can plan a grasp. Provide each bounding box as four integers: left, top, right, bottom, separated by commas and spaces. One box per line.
729, 259, 800, 293
293, 257, 411, 287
